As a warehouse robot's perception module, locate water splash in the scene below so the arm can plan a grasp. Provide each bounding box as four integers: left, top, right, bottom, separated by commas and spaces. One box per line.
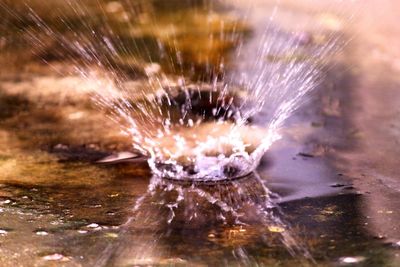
0, 1, 356, 265
93, 172, 314, 266
0, 0, 347, 181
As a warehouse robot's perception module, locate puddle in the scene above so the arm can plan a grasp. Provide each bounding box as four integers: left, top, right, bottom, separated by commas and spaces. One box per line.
0, 0, 400, 266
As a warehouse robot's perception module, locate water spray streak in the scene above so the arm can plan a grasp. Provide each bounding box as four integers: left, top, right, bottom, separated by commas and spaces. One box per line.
93, 173, 314, 266
1, 0, 345, 180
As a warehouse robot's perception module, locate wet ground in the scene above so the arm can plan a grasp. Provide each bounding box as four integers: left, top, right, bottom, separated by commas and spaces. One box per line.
1, 0, 400, 266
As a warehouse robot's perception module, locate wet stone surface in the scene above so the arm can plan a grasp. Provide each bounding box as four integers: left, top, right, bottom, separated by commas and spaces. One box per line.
1, 0, 400, 267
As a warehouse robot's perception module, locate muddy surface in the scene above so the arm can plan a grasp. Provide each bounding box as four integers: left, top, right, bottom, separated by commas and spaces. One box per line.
1, 0, 400, 266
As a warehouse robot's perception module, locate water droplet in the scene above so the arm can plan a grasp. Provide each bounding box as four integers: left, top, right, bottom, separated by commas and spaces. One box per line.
0, 229, 8, 235
78, 230, 88, 234
339, 256, 365, 264
42, 253, 69, 261
267, 226, 285, 233
105, 1, 124, 13
35, 231, 49, 236
86, 223, 99, 228
53, 144, 68, 150
159, 258, 187, 265
105, 232, 118, 238
144, 63, 161, 76
68, 111, 85, 120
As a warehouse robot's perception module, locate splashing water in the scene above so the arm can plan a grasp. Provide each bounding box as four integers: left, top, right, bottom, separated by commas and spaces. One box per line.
0, 0, 355, 265
0, 0, 346, 181
93, 172, 314, 266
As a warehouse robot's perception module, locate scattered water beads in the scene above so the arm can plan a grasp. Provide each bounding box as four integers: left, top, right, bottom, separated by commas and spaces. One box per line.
0, 229, 8, 236
35, 230, 49, 236
94, 173, 313, 265
339, 256, 365, 265
87, 25, 341, 181
3, 0, 342, 182
42, 253, 70, 262
91, 74, 282, 181
92, 75, 279, 181
1, 199, 12, 205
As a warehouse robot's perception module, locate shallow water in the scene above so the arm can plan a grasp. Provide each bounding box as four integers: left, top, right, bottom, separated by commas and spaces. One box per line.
1, 0, 400, 266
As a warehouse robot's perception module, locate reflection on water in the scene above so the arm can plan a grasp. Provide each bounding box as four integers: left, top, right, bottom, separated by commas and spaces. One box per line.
0, 167, 391, 266
95, 173, 312, 266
